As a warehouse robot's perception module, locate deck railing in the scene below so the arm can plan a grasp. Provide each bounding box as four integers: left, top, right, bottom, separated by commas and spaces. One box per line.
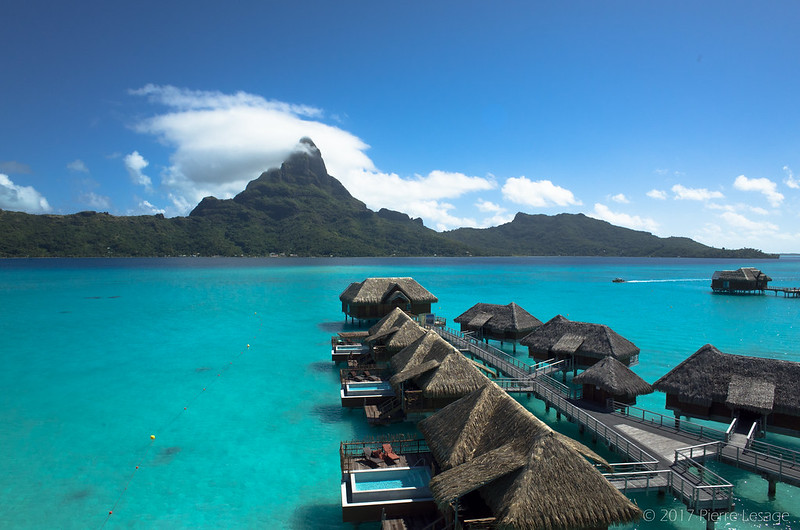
613, 403, 729, 442
602, 469, 670, 491
340, 436, 430, 474
748, 437, 800, 464
434, 327, 536, 377
529, 379, 659, 469
673, 444, 734, 512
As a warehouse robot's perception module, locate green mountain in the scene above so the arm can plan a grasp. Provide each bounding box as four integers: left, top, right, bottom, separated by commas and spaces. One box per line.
0, 139, 777, 258
441, 212, 774, 258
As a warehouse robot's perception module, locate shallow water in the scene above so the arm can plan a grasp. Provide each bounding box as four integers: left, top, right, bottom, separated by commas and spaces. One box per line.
1, 256, 798, 528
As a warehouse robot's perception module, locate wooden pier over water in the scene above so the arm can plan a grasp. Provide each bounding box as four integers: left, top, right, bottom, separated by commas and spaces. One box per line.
765, 287, 800, 298
433, 326, 800, 527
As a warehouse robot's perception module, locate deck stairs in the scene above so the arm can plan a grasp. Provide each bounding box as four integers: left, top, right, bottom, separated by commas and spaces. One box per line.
365, 397, 404, 425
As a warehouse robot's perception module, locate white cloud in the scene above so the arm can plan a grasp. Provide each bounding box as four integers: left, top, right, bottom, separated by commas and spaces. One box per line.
501, 176, 581, 208
79, 192, 111, 210
124, 151, 153, 192
671, 184, 724, 201
783, 166, 799, 189
647, 189, 667, 200
719, 211, 778, 234
67, 159, 89, 173
611, 193, 629, 204
401, 200, 479, 232
733, 175, 783, 207
590, 203, 659, 232
0, 173, 51, 213
474, 198, 514, 227
707, 202, 769, 215
130, 85, 495, 225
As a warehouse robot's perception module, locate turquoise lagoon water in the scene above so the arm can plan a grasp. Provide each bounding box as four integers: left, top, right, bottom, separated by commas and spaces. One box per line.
1, 256, 799, 529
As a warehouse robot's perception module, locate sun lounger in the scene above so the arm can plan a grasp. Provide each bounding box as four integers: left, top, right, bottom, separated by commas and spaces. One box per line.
362, 447, 382, 468
382, 443, 400, 464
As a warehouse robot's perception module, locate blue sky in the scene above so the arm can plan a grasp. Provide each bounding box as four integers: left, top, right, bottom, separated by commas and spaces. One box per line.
2, 1, 799, 253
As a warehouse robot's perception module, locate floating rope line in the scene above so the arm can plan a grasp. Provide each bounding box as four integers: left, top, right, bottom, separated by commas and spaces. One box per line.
100, 311, 262, 528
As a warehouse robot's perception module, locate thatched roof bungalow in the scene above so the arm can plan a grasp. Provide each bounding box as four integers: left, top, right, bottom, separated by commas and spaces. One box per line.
573, 357, 653, 408
340, 277, 438, 322
711, 267, 771, 294
520, 315, 640, 369
653, 344, 800, 436
454, 302, 543, 351
389, 330, 491, 413
364, 308, 426, 361
418, 383, 641, 529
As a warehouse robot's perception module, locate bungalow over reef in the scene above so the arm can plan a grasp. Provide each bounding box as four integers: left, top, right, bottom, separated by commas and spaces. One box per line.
339, 277, 438, 323
417, 382, 641, 529
389, 330, 492, 415
363, 307, 426, 362
711, 267, 771, 294
454, 302, 542, 352
654, 344, 800, 437
520, 315, 640, 369
573, 356, 653, 408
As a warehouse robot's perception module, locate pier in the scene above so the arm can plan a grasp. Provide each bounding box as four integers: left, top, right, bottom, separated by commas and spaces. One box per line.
765, 287, 800, 298
433, 326, 800, 527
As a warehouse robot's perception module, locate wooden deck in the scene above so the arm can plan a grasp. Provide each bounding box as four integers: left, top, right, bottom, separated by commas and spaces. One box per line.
765, 287, 800, 298
433, 326, 800, 517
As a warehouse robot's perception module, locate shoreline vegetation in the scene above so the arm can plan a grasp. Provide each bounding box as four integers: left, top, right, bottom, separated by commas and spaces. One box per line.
0, 140, 778, 260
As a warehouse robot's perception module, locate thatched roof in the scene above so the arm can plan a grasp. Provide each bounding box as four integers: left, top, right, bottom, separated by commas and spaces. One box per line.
454, 303, 542, 334
389, 330, 491, 398
367, 307, 414, 336
419, 383, 640, 529
340, 277, 438, 304
520, 315, 639, 362
389, 330, 457, 373
726, 375, 775, 415
364, 308, 426, 351
712, 267, 772, 282
573, 357, 654, 399
654, 344, 800, 416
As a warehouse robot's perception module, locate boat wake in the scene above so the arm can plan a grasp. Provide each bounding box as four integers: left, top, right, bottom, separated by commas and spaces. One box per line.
624, 278, 706, 283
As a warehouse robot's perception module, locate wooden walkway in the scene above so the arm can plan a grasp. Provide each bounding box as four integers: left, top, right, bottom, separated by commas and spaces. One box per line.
433, 326, 800, 516
765, 287, 800, 298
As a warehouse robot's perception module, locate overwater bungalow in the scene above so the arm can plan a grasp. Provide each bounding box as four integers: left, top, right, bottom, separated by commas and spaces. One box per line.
339, 436, 438, 523
453, 302, 542, 352
573, 357, 653, 409
520, 315, 640, 369
339, 277, 438, 323
417, 382, 641, 529
388, 330, 492, 416
653, 344, 800, 437
363, 307, 426, 362
711, 267, 771, 294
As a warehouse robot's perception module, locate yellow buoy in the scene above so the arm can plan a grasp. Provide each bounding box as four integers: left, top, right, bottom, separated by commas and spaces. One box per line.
150, 435, 156, 440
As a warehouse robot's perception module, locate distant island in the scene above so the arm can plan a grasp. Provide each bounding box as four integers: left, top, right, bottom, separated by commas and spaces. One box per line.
0, 139, 778, 259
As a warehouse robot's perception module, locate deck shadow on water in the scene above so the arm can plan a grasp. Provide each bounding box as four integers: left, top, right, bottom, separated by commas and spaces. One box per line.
311, 404, 346, 424
318, 321, 366, 334
292, 502, 377, 530
309, 361, 336, 373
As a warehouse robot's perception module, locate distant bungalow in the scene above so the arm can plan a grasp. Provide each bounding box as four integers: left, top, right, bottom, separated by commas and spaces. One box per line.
453, 302, 542, 352
339, 277, 438, 323
573, 357, 653, 409
520, 315, 640, 369
653, 344, 800, 437
417, 382, 642, 529
711, 267, 771, 294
